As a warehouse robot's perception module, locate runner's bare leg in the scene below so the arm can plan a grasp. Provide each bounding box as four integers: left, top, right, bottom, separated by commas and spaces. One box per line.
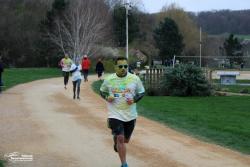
117, 135, 126, 164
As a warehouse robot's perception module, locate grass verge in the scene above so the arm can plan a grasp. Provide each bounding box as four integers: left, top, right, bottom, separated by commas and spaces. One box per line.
91, 80, 103, 94
212, 80, 250, 94
2, 68, 61, 91
214, 84, 250, 94
0, 160, 6, 167
138, 96, 250, 154
213, 79, 250, 84
92, 80, 250, 154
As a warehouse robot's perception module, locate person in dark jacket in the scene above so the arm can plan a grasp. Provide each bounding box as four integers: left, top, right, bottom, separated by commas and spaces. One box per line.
0, 58, 4, 93
95, 58, 105, 80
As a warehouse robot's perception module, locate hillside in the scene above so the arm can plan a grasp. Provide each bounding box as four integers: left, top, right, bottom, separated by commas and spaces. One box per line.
189, 10, 250, 35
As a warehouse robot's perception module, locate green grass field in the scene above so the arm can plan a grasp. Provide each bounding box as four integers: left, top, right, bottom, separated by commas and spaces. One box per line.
210, 34, 250, 40
212, 80, 250, 94
213, 79, 250, 84
138, 96, 250, 154
235, 34, 250, 40
215, 84, 250, 94
92, 80, 250, 154
1, 68, 61, 91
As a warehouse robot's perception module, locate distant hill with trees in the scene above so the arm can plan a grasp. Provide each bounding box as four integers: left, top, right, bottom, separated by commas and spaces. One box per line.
190, 10, 250, 35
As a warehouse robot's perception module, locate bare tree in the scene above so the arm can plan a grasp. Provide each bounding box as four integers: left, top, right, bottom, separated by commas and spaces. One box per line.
49, 0, 110, 61
105, 0, 122, 8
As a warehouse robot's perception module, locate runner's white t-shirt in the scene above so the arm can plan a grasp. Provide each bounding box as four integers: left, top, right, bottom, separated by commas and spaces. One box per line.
100, 73, 145, 122
70, 64, 82, 81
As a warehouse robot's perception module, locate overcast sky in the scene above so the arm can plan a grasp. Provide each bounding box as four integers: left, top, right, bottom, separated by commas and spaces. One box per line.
141, 0, 250, 13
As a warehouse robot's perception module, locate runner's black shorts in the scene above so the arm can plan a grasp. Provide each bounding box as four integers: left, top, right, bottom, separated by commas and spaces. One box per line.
62, 71, 70, 77
107, 118, 136, 140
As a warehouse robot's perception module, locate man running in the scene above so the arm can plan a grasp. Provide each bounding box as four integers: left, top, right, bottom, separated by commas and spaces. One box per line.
59, 53, 73, 89
100, 57, 145, 167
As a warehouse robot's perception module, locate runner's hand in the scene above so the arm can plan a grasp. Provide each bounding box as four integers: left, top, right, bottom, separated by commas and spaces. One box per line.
126, 99, 134, 105
106, 96, 114, 103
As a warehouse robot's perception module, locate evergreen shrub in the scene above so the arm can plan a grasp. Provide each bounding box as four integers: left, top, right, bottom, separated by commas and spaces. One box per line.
162, 64, 212, 96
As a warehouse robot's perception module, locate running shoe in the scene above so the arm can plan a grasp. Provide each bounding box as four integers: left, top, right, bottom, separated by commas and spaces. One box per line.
121, 163, 128, 167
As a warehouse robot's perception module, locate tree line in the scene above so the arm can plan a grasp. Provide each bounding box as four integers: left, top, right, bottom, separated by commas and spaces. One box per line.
191, 10, 250, 35
0, 0, 249, 68
0, 0, 139, 67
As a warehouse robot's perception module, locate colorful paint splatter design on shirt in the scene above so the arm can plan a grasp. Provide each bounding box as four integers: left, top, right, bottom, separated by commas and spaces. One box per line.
100, 73, 145, 121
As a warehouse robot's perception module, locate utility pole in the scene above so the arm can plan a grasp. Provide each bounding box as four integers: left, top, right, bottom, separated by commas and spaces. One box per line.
124, 0, 130, 60
199, 27, 202, 68
173, 55, 176, 68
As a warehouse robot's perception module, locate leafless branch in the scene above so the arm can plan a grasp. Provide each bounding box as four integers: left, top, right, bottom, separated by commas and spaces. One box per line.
49, 0, 110, 61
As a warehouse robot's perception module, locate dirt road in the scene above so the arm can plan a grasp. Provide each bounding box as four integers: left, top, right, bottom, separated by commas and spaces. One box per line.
0, 76, 249, 167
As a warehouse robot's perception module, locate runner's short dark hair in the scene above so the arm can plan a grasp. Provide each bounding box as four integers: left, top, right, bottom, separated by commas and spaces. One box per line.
115, 57, 127, 65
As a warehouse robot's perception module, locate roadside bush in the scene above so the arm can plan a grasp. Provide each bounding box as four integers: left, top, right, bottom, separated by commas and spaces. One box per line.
162, 64, 212, 96
103, 60, 115, 73
239, 88, 249, 94
220, 87, 230, 92
213, 85, 221, 91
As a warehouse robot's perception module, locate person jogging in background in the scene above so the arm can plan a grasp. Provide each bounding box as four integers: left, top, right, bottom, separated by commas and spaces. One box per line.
59, 53, 73, 89
70, 60, 82, 100
100, 57, 145, 167
81, 55, 91, 82
95, 58, 105, 80
0, 58, 4, 93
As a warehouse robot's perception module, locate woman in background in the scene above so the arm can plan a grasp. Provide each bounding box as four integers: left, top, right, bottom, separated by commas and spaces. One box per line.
70, 60, 82, 100
59, 53, 73, 89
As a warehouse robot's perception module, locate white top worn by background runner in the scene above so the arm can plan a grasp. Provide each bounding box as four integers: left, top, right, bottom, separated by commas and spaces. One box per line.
100, 73, 145, 122
70, 64, 82, 81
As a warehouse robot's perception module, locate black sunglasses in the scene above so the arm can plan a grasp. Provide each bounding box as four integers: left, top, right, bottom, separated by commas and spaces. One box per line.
117, 65, 128, 69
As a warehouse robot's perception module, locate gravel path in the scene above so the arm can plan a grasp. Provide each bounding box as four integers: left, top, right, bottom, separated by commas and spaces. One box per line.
0, 76, 249, 167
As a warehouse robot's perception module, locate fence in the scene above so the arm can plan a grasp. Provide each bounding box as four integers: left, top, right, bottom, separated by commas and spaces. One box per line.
202, 68, 213, 81
140, 67, 213, 91
141, 68, 167, 90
